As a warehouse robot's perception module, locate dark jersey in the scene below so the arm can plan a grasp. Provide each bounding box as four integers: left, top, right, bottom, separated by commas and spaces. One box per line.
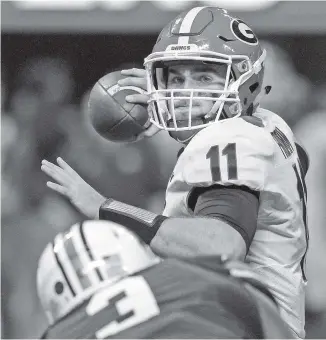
42, 256, 292, 339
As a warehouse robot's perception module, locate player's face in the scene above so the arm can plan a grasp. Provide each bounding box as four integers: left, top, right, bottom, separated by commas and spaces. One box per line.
166, 63, 227, 121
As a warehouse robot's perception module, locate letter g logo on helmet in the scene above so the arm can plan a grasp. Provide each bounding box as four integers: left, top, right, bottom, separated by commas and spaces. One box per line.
230, 19, 258, 46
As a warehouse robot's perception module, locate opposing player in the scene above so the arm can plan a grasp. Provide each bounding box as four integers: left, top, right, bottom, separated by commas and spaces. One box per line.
41, 7, 309, 338
38, 220, 293, 339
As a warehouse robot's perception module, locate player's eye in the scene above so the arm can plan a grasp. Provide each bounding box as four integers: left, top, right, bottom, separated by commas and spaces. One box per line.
169, 76, 184, 85
199, 74, 213, 83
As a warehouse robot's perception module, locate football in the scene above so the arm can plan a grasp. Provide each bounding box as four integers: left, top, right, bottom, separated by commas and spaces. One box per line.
88, 71, 150, 143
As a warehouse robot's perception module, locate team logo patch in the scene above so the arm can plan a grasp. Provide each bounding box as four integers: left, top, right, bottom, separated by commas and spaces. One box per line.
230, 19, 258, 46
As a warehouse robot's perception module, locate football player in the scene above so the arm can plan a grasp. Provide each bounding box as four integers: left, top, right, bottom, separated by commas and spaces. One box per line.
41, 6, 309, 338
38, 220, 293, 339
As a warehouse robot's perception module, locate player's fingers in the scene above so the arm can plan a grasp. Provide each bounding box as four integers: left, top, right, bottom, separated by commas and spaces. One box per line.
136, 122, 161, 140
56, 157, 78, 176
118, 77, 147, 90
120, 68, 146, 78
42, 159, 66, 174
125, 94, 149, 105
41, 164, 69, 186
143, 122, 161, 137
46, 181, 69, 196
41, 160, 69, 179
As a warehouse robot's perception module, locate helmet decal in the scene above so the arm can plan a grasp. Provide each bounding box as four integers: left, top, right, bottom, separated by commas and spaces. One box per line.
230, 19, 258, 46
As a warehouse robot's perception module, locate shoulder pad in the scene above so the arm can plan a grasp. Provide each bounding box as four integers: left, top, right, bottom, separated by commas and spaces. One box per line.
181, 118, 275, 191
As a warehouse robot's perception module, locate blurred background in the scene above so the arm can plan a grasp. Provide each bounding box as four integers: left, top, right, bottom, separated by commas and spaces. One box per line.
1, 0, 326, 338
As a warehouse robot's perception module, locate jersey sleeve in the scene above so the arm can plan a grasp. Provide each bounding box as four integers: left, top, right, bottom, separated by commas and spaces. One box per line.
182, 118, 275, 191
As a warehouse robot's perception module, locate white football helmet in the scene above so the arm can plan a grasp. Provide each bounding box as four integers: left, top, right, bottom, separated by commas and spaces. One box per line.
36, 220, 160, 325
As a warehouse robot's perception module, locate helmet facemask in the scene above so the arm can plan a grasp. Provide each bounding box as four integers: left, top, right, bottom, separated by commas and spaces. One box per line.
144, 49, 266, 142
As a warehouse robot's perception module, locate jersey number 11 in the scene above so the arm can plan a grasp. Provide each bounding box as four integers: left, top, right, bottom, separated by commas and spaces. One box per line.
206, 143, 238, 181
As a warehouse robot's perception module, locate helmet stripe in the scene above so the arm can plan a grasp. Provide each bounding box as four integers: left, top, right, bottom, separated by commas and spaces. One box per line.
53, 233, 83, 294
80, 222, 106, 281
65, 225, 94, 289
178, 6, 207, 45
52, 240, 76, 297
70, 223, 101, 287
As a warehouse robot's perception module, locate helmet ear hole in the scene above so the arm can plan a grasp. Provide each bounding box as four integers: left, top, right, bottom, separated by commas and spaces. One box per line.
237, 60, 249, 73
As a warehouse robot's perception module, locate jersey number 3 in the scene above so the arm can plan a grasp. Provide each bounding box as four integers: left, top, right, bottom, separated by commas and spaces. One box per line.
206, 143, 238, 181
86, 276, 160, 338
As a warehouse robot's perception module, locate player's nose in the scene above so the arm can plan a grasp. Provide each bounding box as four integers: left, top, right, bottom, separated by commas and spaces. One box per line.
174, 99, 188, 108
172, 78, 199, 108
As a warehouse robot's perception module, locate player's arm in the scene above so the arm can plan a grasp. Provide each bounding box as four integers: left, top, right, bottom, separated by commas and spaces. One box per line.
152, 216, 248, 260
41, 158, 253, 260
40, 156, 253, 260
164, 184, 258, 259
153, 182, 259, 260
99, 184, 257, 261
42, 156, 231, 260
41, 155, 251, 259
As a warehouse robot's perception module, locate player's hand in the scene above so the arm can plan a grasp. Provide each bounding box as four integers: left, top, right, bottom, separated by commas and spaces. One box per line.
119, 68, 148, 106
119, 68, 147, 89
41, 157, 106, 219
135, 121, 161, 140
120, 68, 161, 139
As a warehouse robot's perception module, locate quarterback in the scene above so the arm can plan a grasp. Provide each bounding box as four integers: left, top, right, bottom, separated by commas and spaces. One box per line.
41, 7, 309, 338
37, 220, 293, 339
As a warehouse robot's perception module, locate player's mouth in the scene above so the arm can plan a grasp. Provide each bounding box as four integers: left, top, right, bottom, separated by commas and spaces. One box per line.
167, 117, 206, 128
173, 106, 205, 120
173, 98, 203, 107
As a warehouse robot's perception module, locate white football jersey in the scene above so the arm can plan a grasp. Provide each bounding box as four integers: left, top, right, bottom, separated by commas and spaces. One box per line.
163, 108, 308, 338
